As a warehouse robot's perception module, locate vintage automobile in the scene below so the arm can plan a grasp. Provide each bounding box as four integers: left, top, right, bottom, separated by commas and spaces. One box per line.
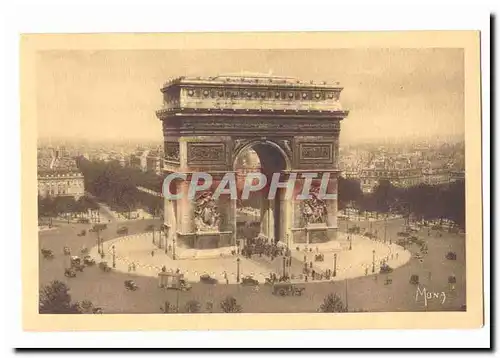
409, 274, 419, 285
90, 223, 107, 232
379, 263, 393, 274
240, 276, 259, 286
124, 280, 139, 291
77, 230, 86, 237
70, 256, 85, 272
41, 248, 54, 259
99, 261, 112, 272
117, 226, 129, 235
314, 253, 324, 262
64, 268, 76, 278
445, 251, 457, 260
63, 246, 71, 255
83, 255, 96, 266
272, 282, 305, 296
199, 274, 218, 284
159, 272, 192, 291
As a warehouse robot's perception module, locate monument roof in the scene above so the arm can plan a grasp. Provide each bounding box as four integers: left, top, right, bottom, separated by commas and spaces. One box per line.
162, 73, 341, 89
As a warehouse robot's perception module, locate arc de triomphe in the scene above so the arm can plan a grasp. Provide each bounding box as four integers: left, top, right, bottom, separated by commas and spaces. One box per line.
156, 74, 348, 252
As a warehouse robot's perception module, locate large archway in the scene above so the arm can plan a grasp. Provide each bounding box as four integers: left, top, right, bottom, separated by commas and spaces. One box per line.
157, 74, 349, 253
233, 140, 291, 247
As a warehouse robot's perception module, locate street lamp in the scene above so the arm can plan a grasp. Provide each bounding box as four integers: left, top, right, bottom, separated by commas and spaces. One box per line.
112, 245, 116, 268
96, 230, 101, 255
372, 249, 376, 273
384, 216, 387, 244
333, 253, 337, 277
236, 257, 241, 283
164, 226, 169, 254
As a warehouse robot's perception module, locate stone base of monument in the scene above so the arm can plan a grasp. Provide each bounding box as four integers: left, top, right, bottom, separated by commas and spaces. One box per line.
174, 231, 236, 259
172, 245, 239, 260
291, 224, 338, 244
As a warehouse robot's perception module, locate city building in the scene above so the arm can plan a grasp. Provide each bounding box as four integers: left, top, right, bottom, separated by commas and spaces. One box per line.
422, 167, 451, 186
37, 148, 84, 200
360, 168, 423, 193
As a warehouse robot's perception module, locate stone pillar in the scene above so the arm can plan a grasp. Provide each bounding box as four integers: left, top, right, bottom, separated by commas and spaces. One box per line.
267, 199, 275, 244
260, 198, 269, 239
175, 180, 194, 247
279, 187, 292, 247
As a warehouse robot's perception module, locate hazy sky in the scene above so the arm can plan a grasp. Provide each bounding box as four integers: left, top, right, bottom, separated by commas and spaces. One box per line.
36, 48, 464, 143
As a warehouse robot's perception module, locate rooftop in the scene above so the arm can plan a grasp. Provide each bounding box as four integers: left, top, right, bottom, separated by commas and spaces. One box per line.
162, 72, 341, 89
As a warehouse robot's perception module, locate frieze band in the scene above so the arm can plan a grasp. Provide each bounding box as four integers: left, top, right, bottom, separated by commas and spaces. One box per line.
187, 142, 227, 165
182, 87, 340, 102
299, 142, 334, 164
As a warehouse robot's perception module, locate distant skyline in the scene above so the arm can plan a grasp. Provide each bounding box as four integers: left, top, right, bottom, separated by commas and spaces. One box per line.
37, 48, 464, 143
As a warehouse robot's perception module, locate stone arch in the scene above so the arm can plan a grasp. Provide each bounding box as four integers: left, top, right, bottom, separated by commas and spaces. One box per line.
232, 138, 292, 172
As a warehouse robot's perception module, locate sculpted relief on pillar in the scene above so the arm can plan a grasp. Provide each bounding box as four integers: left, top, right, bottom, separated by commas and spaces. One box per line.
301, 186, 327, 226
194, 192, 221, 232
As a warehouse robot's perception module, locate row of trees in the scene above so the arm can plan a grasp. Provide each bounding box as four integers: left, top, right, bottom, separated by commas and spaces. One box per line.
40, 280, 351, 314
338, 177, 466, 229
76, 157, 163, 218
39, 281, 99, 314
38, 195, 100, 223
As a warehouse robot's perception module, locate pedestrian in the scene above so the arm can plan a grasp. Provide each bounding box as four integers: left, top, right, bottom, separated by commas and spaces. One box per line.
224, 272, 229, 285
396, 253, 399, 260
132, 262, 136, 271
365, 267, 368, 276
312, 269, 316, 280
303, 254, 307, 262
151, 250, 155, 257
305, 275, 308, 282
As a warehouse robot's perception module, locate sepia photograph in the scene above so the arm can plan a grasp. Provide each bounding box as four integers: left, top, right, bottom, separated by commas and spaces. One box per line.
19, 30, 484, 333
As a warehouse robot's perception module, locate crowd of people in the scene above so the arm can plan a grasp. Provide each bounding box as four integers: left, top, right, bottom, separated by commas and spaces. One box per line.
241, 237, 290, 260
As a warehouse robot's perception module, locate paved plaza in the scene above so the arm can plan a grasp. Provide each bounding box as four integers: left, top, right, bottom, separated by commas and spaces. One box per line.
91, 232, 411, 284
39, 217, 466, 313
